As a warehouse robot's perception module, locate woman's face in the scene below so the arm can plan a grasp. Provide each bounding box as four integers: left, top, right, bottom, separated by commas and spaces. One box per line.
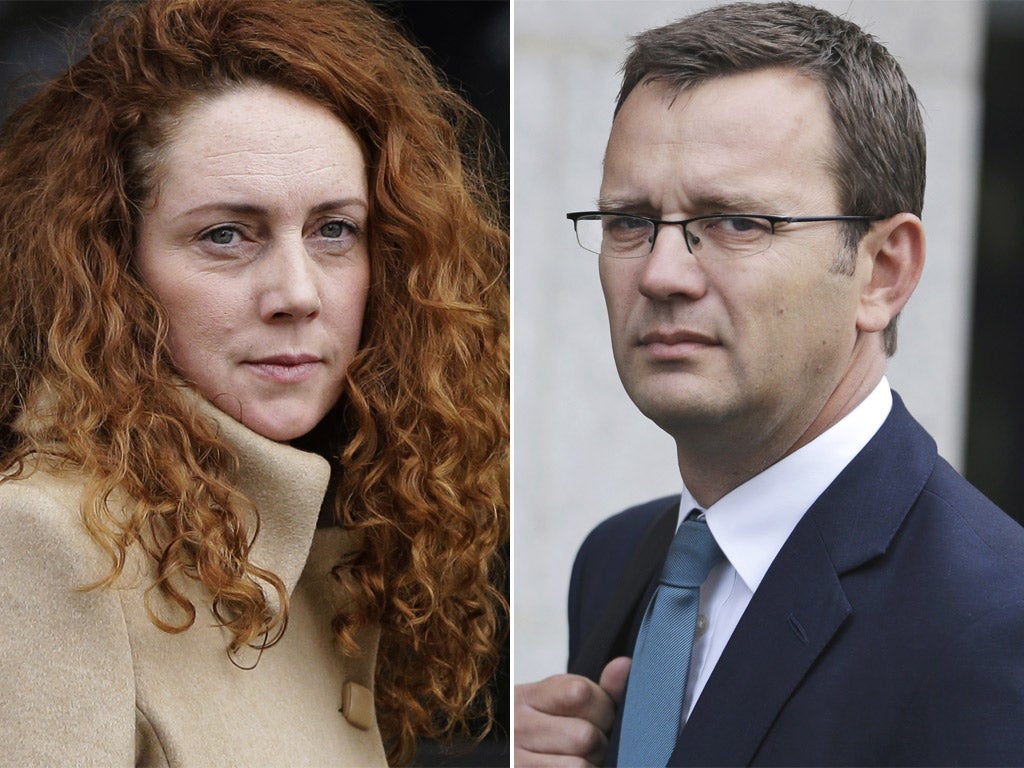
135, 84, 370, 442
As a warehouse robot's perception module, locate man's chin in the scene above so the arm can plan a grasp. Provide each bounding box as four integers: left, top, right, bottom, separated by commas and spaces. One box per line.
629, 387, 732, 433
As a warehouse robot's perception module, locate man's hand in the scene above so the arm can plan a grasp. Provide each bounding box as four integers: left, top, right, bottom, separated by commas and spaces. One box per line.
514, 657, 631, 766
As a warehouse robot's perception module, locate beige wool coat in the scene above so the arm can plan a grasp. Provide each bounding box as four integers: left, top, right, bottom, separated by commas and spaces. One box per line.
0, 400, 387, 767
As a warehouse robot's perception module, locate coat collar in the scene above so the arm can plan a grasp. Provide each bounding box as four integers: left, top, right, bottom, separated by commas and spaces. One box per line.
16, 382, 335, 608
194, 396, 333, 608
668, 393, 937, 766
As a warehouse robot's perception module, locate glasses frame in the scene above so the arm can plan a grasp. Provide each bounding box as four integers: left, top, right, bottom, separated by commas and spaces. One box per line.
565, 211, 886, 257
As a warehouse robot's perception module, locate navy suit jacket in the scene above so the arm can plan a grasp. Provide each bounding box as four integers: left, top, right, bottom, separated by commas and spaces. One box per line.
567, 394, 1024, 766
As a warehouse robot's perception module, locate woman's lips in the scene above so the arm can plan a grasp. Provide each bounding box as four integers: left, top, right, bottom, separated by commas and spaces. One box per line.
245, 354, 322, 383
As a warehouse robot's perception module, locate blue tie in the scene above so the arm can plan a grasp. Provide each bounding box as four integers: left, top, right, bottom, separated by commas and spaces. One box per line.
617, 515, 724, 767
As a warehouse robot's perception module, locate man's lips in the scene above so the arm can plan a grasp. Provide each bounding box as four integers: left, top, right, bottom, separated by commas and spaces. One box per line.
245, 354, 323, 383
637, 329, 718, 360
639, 329, 717, 346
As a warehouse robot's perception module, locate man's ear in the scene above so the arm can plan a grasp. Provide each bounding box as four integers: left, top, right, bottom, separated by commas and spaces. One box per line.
855, 213, 925, 334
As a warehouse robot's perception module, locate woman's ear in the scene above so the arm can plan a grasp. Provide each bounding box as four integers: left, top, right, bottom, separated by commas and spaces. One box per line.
855, 213, 925, 334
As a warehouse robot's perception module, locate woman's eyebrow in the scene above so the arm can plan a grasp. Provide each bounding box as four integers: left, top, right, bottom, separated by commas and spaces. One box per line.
310, 197, 369, 215
173, 197, 369, 222
173, 202, 268, 221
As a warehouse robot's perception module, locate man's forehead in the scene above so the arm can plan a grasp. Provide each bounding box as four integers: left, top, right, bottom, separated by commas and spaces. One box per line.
599, 70, 838, 212
610, 68, 830, 136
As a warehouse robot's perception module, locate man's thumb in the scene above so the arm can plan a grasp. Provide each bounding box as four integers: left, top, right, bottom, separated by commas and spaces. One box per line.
598, 656, 632, 706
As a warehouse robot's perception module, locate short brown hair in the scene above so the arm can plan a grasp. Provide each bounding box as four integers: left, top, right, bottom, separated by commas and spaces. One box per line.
617, 1, 926, 355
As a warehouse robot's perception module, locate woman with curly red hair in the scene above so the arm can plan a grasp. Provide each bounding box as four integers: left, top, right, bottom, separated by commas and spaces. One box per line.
0, 0, 508, 765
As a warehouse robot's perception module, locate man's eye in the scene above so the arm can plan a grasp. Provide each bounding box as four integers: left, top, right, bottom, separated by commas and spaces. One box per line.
604, 216, 651, 237
608, 216, 645, 230
718, 217, 770, 235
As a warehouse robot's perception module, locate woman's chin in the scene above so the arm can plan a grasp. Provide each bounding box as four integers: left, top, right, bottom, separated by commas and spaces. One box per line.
207, 392, 328, 443
246, 412, 325, 443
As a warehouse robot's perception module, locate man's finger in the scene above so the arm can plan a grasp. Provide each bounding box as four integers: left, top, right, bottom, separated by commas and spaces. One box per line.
599, 656, 632, 707
515, 674, 617, 763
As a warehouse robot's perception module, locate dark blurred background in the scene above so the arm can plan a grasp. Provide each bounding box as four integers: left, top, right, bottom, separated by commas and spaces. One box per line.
0, 1, 509, 765
966, 0, 1024, 527
0, 1, 509, 178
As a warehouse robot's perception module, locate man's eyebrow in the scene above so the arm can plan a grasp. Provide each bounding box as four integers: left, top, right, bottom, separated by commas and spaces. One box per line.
593, 192, 778, 216
687, 192, 776, 213
595, 196, 649, 211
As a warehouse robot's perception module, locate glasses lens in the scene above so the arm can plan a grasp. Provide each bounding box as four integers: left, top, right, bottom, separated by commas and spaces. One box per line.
575, 214, 653, 258
572, 214, 776, 258
689, 216, 773, 258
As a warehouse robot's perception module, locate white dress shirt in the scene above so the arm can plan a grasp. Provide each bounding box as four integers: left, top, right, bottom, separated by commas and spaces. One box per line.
676, 377, 893, 723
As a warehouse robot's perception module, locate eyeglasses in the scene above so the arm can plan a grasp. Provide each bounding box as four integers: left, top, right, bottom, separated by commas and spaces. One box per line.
565, 211, 884, 260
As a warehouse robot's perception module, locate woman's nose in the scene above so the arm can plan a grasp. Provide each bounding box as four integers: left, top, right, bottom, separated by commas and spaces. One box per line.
257, 239, 322, 321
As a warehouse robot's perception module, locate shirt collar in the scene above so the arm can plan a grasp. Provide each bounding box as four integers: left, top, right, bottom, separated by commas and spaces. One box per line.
679, 377, 893, 593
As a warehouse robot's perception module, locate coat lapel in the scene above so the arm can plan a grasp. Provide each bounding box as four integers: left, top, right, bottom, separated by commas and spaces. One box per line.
668, 393, 937, 766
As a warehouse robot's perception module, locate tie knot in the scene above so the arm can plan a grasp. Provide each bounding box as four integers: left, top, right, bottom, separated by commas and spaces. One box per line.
660, 517, 723, 588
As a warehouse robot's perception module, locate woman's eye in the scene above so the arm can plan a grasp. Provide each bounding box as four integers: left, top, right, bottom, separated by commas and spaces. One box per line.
319, 220, 356, 239
202, 226, 239, 245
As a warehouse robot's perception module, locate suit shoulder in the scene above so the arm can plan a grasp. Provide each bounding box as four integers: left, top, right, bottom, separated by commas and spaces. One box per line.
889, 465, 1024, 763
919, 456, 1024, 567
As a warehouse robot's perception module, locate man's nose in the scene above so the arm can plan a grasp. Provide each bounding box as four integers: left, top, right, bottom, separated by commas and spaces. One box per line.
638, 225, 708, 302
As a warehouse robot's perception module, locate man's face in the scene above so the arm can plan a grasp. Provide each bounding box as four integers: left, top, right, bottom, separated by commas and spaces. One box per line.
599, 68, 873, 448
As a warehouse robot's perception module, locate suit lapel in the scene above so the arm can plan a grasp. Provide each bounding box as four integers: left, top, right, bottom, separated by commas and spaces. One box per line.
569, 500, 678, 682
668, 393, 937, 766
669, 519, 851, 766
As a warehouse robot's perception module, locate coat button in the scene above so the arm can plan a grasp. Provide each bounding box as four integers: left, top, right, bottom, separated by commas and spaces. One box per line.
340, 681, 374, 731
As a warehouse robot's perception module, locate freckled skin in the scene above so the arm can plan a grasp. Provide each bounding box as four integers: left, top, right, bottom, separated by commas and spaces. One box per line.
135, 84, 370, 442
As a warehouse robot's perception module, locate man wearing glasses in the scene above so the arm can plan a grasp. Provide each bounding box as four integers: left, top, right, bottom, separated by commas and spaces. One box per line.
515, 2, 1024, 766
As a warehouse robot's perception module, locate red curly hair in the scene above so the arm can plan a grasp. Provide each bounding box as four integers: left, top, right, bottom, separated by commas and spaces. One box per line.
0, 0, 508, 763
